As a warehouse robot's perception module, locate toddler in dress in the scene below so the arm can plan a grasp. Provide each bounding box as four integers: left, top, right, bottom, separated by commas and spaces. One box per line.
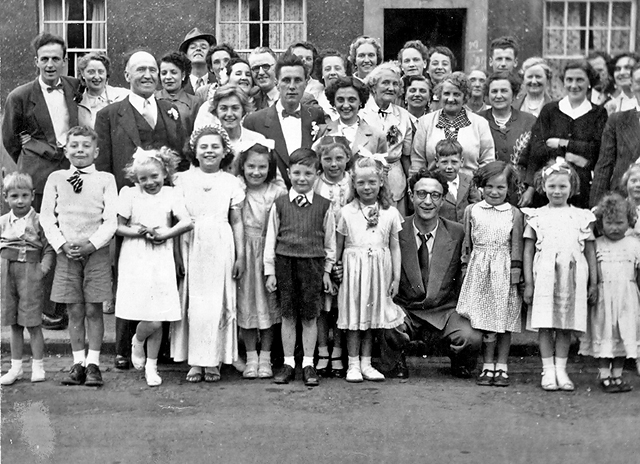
313, 136, 353, 378
336, 154, 406, 383
456, 161, 524, 387
115, 147, 193, 387
523, 160, 597, 391
579, 193, 637, 393
236, 142, 286, 379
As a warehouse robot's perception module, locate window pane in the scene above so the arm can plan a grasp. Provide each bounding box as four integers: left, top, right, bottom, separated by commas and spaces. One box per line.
284, 0, 303, 21
566, 29, 585, 55
247, 0, 260, 21
89, 0, 106, 21
611, 30, 631, 53
567, 2, 586, 27
43, 22, 65, 37
269, 0, 281, 22
545, 29, 565, 55
283, 22, 303, 45
590, 29, 608, 51
547, 2, 565, 27
67, 22, 84, 48
611, 2, 631, 26
220, 0, 239, 22
249, 23, 261, 48
87, 22, 105, 49
43, 0, 64, 21
68, 0, 85, 20
590, 2, 609, 27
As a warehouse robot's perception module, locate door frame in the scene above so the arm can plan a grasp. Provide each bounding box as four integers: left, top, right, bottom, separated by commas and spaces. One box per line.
363, 0, 489, 71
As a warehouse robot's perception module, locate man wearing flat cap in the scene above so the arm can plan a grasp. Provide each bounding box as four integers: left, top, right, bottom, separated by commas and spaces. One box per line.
179, 27, 217, 95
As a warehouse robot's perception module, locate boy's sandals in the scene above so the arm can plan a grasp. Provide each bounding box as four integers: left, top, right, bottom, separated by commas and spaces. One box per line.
186, 367, 203, 383
204, 367, 221, 383
541, 369, 558, 391
600, 377, 619, 393
476, 369, 494, 386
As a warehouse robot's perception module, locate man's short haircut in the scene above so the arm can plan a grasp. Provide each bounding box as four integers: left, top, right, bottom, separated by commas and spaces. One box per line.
286, 41, 318, 60
123, 48, 157, 70
428, 46, 456, 70
289, 148, 319, 170
485, 71, 522, 97
205, 43, 239, 69
66, 125, 98, 143
276, 53, 308, 79
435, 139, 463, 159
409, 168, 449, 196
587, 50, 611, 63
398, 40, 429, 62
490, 36, 519, 58
250, 46, 277, 61
32, 32, 66, 56
3, 172, 34, 195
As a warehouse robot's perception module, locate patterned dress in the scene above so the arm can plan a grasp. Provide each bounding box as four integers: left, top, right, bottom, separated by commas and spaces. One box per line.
456, 201, 522, 333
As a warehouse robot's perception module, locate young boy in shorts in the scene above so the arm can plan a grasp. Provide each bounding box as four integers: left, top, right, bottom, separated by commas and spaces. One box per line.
40, 126, 118, 386
434, 139, 481, 223
0, 172, 55, 385
264, 148, 336, 386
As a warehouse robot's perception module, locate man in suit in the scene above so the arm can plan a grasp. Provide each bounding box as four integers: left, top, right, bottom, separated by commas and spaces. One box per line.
243, 54, 325, 188
2, 32, 81, 330
179, 28, 217, 95
590, 63, 640, 207
383, 169, 482, 379
95, 50, 185, 370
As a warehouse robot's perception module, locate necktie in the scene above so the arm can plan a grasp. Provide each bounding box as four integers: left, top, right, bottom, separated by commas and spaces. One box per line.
67, 170, 83, 193
295, 194, 310, 207
418, 232, 432, 290
378, 108, 389, 118
47, 83, 63, 93
142, 99, 156, 128
282, 109, 301, 119
195, 78, 204, 90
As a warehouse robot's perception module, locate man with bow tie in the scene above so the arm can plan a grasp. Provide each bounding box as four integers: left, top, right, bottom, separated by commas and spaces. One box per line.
243, 53, 325, 188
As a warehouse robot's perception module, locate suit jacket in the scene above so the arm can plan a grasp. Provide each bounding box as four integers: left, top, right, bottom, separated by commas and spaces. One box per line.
95, 96, 185, 190
253, 90, 318, 111
183, 71, 217, 96
315, 118, 387, 155
394, 215, 465, 330
439, 173, 481, 223
2, 76, 80, 193
243, 103, 325, 188
590, 109, 640, 207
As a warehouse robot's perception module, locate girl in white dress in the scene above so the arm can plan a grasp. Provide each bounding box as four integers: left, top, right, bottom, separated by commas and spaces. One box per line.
336, 155, 405, 383
522, 160, 597, 392
456, 161, 524, 387
175, 125, 245, 384
580, 193, 637, 393
115, 147, 193, 387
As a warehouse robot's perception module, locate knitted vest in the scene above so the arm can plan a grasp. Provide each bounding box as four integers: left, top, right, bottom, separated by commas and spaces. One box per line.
132, 104, 169, 148
274, 194, 330, 258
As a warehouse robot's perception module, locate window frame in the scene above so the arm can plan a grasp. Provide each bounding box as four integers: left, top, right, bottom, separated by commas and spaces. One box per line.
543, 0, 637, 59
216, 0, 307, 55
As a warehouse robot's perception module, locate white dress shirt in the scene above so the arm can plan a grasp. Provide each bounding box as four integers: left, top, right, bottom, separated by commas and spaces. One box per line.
447, 175, 460, 201
39, 77, 70, 147
413, 219, 438, 264
276, 100, 302, 154
128, 92, 158, 127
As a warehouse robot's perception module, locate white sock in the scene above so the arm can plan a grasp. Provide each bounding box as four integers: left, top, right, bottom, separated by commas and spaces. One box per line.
495, 363, 508, 377
72, 350, 86, 366
259, 351, 271, 364
246, 351, 259, 364
10, 359, 23, 372
541, 357, 554, 372
86, 349, 100, 366
32, 358, 44, 370
145, 358, 158, 371
598, 367, 612, 379
554, 357, 568, 372
302, 356, 314, 368
348, 356, 360, 368
482, 363, 496, 375
612, 367, 623, 378
361, 356, 372, 369
284, 356, 295, 368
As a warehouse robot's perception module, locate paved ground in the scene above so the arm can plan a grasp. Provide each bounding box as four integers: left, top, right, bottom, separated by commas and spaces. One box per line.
2, 353, 639, 464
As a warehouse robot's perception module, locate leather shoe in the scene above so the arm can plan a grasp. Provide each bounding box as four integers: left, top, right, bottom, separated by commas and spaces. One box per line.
302, 366, 320, 387
114, 355, 130, 370
387, 355, 409, 379
84, 364, 104, 387
274, 364, 296, 384
41, 314, 67, 330
62, 363, 86, 385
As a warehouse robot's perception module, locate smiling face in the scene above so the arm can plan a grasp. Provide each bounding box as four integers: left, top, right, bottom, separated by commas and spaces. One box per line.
405, 79, 430, 111
523, 64, 548, 97
483, 172, 508, 206
626, 169, 640, 203
4, 188, 34, 218
334, 86, 360, 124
435, 154, 461, 182
35, 42, 66, 86
65, 134, 98, 169
136, 162, 166, 195
563, 68, 589, 104
320, 146, 348, 183
210, 50, 231, 78
160, 61, 184, 94
288, 162, 318, 195
411, 178, 444, 222
428, 52, 452, 84
195, 134, 225, 173
81, 59, 107, 94
227, 62, 253, 92
487, 78, 513, 110
490, 48, 517, 73
249, 52, 277, 91
613, 56, 636, 90
354, 166, 382, 206
468, 70, 487, 98
277, 65, 307, 108
321, 56, 346, 87
125, 51, 158, 98
543, 172, 572, 207
186, 39, 210, 65
441, 81, 464, 117
401, 48, 426, 77
355, 43, 377, 78
372, 69, 400, 108
243, 151, 270, 188
215, 95, 244, 132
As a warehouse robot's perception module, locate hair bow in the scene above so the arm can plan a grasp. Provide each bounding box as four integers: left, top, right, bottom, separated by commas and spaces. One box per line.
542, 157, 570, 178
132, 147, 162, 164
358, 146, 387, 166
236, 138, 276, 154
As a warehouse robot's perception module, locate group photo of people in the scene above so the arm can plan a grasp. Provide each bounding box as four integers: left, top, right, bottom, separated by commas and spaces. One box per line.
2, 25, 640, 399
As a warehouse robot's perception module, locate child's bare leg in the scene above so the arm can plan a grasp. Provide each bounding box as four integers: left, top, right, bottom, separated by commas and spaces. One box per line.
85, 303, 104, 352
554, 329, 574, 390
316, 305, 331, 371
301, 317, 317, 360
256, 327, 274, 378
346, 330, 363, 382
10, 325, 25, 361
478, 331, 497, 384
538, 329, 554, 358
259, 327, 274, 352
496, 332, 511, 365
67, 303, 87, 361
346, 330, 361, 358
143, 322, 163, 386
131, 320, 160, 370
242, 328, 258, 352
26, 326, 44, 360
538, 328, 557, 390
597, 357, 612, 379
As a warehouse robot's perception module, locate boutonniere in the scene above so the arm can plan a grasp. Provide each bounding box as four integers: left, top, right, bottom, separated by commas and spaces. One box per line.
167, 108, 179, 120
311, 121, 320, 140
360, 203, 379, 229
386, 125, 401, 146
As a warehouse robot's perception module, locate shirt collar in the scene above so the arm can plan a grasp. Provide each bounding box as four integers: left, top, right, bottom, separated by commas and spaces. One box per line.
558, 96, 592, 119
9, 207, 34, 223
39, 77, 62, 91
478, 199, 511, 211
449, 175, 460, 187
413, 217, 438, 239
289, 188, 314, 203
267, 86, 279, 103
276, 100, 301, 115
71, 164, 96, 174
129, 92, 155, 108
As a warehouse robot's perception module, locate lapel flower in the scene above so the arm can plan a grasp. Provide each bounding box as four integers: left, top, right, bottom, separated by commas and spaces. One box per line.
386, 125, 401, 146
167, 108, 179, 121
360, 202, 379, 229
310, 121, 320, 140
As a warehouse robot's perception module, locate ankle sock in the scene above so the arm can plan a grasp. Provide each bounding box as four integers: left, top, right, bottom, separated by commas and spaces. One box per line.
302, 356, 314, 368
541, 356, 554, 373
284, 356, 295, 368
32, 358, 44, 371
554, 357, 568, 371
612, 367, 623, 378
348, 356, 360, 368
316, 346, 329, 369
246, 351, 259, 364
495, 363, 508, 377
72, 350, 86, 366
145, 358, 158, 371
259, 351, 271, 364
86, 349, 100, 366
482, 363, 495, 375
361, 356, 372, 369
10, 359, 23, 372
598, 367, 612, 379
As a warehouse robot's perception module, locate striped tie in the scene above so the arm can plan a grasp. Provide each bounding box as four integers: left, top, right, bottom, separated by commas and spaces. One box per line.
67, 170, 83, 193
295, 194, 310, 207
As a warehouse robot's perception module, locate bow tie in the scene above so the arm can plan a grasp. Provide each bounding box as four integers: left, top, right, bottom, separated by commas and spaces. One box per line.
282, 109, 301, 119
378, 108, 390, 117
47, 83, 64, 93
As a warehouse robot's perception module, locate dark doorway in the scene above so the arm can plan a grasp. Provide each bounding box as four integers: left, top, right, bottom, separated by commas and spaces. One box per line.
384, 9, 466, 71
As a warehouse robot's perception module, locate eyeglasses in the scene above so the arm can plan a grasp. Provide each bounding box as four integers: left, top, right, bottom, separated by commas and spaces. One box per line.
414, 190, 443, 201
250, 63, 273, 73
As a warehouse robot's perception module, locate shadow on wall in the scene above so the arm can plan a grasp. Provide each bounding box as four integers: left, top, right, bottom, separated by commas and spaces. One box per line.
0, 112, 18, 215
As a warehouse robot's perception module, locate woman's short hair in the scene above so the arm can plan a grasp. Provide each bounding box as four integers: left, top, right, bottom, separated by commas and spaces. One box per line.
205, 43, 238, 70
433, 71, 471, 102
348, 36, 383, 68
561, 59, 599, 88
398, 40, 429, 63
324, 76, 369, 108
225, 57, 252, 81
607, 52, 640, 84
236, 142, 279, 184
364, 62, 403, 95
428, 46, 457, 70
520, 57, 553, 83
77, 51, 111, 78
159, 51, 192, 87
313, 49, 352, 83
210, 84, 252, 116
485, 72, 522, 97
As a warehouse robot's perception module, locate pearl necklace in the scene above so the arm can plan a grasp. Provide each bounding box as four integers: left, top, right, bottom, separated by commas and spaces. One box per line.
492, 111, 512, 127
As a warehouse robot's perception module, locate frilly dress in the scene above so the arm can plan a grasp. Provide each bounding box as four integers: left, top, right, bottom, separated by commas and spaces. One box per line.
579, 235, 640, 358
522, 205, 595, 332
336, 201, 406, 331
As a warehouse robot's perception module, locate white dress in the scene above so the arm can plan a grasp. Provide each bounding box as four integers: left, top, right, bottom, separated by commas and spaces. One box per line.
115, 185, 185, 322
170, 168, 245, 366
